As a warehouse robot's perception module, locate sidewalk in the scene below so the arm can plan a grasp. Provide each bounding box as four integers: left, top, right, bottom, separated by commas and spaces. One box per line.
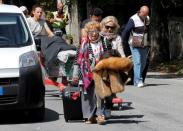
147, 72, 183, 78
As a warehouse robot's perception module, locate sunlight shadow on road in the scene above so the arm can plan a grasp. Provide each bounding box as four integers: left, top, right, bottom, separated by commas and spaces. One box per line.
0, 108, 59, 124
110, 114, 144, 119
144, 83, 169, 87
106, 119, 147, 124
44, 108, 59, 122
106, 114, 145, 124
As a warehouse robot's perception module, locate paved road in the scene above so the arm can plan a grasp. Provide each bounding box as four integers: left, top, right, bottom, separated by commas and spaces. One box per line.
0, 73, 183, 131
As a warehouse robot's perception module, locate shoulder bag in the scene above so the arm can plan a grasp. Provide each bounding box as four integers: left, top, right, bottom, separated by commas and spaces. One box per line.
131, 19, 146, 48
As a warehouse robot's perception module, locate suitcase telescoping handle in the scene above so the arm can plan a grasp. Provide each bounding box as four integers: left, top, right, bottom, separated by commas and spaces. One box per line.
67, 79, 82, 91
65, 79, 82, 99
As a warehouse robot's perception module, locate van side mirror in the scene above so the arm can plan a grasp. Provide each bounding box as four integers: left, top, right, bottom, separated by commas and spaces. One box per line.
34, 38, 41, 51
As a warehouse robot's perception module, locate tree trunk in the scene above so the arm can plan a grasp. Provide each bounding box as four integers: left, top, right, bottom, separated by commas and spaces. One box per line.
150, 0, 170, 62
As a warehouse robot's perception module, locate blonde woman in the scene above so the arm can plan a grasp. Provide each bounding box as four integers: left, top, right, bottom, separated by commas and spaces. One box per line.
73, 21, 108, 124
100, 16, 125, 57
100, 16, 126, 117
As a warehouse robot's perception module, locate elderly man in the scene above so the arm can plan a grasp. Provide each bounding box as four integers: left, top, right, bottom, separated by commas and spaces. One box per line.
122, 5, 150, 88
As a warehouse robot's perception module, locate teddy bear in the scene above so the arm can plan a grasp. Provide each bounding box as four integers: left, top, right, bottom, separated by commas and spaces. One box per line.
93, 57, 133, 99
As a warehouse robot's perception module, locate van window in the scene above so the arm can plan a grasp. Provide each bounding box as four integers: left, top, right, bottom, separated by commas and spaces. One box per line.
0, 13, 32, 47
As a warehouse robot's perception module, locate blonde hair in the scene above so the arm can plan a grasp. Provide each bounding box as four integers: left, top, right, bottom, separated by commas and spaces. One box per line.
100, 16, 120, 33
84, 21, 100, 32
81, 21, 100, 37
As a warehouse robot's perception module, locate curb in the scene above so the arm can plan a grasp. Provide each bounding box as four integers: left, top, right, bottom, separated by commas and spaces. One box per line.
147, 72, 183, 78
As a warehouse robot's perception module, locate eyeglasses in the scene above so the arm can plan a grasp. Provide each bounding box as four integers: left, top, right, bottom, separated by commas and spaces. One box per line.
105, 25, 115, 30
88, 30, 99, 35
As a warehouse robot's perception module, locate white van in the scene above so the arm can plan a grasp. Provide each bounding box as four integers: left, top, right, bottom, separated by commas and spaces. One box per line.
0, 4, 45, 120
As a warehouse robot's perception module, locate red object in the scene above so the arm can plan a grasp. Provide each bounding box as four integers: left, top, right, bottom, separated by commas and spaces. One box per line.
112, 97, 123, 104
58, 83, 65, 92
71, 92, 80, 100
44, 77, 59, 86
44, 77, 65, 92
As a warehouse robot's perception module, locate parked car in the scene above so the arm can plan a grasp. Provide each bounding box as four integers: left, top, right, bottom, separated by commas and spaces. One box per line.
0, 4, 45, 120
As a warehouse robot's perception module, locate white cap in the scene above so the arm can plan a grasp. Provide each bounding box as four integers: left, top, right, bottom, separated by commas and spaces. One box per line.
19, 6, 28, 12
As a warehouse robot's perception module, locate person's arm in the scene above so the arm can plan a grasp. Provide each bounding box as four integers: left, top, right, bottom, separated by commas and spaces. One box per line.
27, 17, 34, 33
121, 18, 134, 42
115, 36, 126, 57
44, 22, 54, 37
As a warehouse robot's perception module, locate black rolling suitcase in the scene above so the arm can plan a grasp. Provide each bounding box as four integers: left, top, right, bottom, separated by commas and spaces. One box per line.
62, 85, 83, 122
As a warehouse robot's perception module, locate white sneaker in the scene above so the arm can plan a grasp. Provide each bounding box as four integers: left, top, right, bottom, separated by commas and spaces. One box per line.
137, 82, 144, 88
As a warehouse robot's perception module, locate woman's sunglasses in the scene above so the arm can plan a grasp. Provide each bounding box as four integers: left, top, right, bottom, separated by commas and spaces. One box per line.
105, 25, 115, 30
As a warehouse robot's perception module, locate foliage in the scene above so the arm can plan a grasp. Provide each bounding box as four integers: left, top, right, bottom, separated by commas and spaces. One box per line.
37, 0, 57, 11
160, 0, 183, 9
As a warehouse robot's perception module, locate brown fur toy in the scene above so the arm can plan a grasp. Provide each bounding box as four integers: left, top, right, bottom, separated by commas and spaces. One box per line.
92, 57, 133, 99
108, 70, 125, 93
93, 70, 112, 99
93, 57, 133, 72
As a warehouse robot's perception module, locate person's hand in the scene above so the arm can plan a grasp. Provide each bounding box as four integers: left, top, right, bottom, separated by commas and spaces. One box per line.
48, 33, 55, 37
50, 18, 56, 23
127, 55, 132, 59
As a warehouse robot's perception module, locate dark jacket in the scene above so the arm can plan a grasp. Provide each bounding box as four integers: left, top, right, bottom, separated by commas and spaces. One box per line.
41, 36, 76, 76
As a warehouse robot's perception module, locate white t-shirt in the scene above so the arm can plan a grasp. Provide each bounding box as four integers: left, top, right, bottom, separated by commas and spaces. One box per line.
91, 41, 103, 63
27, 17, 48, 37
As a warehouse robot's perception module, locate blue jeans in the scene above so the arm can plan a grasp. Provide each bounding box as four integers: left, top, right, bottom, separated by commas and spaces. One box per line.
130, 46, 149, 86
